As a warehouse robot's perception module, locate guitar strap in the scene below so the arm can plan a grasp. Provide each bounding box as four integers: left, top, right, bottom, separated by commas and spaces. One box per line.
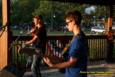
61, 35, 77, 55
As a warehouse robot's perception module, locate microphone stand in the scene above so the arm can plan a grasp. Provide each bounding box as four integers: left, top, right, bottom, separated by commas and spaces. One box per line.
0, 25, 7, 38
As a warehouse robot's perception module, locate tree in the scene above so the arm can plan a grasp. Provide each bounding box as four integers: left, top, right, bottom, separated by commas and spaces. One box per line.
10, 0, 108, 31
32, 1, 84, 30
10, 0, 40, 24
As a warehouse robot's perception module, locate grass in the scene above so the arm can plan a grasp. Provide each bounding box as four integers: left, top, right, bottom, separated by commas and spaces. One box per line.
12, 29, 73, 36
12, 29, 92, 36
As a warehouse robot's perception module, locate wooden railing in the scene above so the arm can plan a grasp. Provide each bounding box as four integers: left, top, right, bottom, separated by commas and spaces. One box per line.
10, 35, 115, 68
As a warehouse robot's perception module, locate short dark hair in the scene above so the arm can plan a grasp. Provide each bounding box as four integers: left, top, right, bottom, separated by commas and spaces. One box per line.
64, 10, 82, 25
33, 15, 44, 26
33, 15, 43, 20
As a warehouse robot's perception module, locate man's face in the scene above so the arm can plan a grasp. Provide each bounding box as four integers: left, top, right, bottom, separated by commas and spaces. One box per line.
33, 18, 40, 25
65, 19, 74, 32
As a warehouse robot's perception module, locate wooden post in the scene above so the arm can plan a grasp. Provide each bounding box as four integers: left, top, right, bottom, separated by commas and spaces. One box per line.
107, 17, 112, 31
0, 0, 8, 70
108, 5, 113, 31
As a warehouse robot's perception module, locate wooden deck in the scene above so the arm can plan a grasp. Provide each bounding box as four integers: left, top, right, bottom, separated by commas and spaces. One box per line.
0, 61, 115, 77
88, 63, 115, 77
23, 61, 115, 77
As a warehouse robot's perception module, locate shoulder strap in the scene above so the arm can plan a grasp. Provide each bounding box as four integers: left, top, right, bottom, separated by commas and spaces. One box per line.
61, 35, 77, 55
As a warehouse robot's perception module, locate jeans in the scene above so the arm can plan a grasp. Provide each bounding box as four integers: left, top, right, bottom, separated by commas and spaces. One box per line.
26, 46, 43, 77
31, 54, 42, 77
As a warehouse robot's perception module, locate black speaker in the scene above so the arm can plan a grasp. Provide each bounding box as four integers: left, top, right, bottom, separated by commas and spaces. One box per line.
0, 69, 16, 77
0, 65, 24, 77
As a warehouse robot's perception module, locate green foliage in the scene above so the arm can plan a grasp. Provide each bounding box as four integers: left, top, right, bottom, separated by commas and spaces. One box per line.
0, 0, 109, 29
10, 0, 40, 24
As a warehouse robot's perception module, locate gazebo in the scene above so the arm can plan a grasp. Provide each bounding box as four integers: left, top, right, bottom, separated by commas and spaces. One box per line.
0, 0, 115, 70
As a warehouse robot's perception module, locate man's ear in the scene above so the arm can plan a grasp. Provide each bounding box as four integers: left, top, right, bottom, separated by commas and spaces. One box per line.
72, 20, 76, 26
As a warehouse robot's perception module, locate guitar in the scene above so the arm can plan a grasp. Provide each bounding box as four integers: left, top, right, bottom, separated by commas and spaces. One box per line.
44, 36, 76, 64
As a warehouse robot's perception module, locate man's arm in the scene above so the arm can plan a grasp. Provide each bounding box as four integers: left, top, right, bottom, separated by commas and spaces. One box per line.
43, 57, 77, 69
25, 35, 37, 45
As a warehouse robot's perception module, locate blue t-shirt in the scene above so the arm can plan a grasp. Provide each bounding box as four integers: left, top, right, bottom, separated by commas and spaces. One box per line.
65, 31, 88, 77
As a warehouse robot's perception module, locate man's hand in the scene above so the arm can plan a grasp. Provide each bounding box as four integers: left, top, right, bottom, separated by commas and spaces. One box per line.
25, 41, 30, 45
43, 57, 53, 67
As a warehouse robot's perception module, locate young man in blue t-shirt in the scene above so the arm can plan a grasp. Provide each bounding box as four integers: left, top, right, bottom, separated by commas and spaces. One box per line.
44, 10, 88, 77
